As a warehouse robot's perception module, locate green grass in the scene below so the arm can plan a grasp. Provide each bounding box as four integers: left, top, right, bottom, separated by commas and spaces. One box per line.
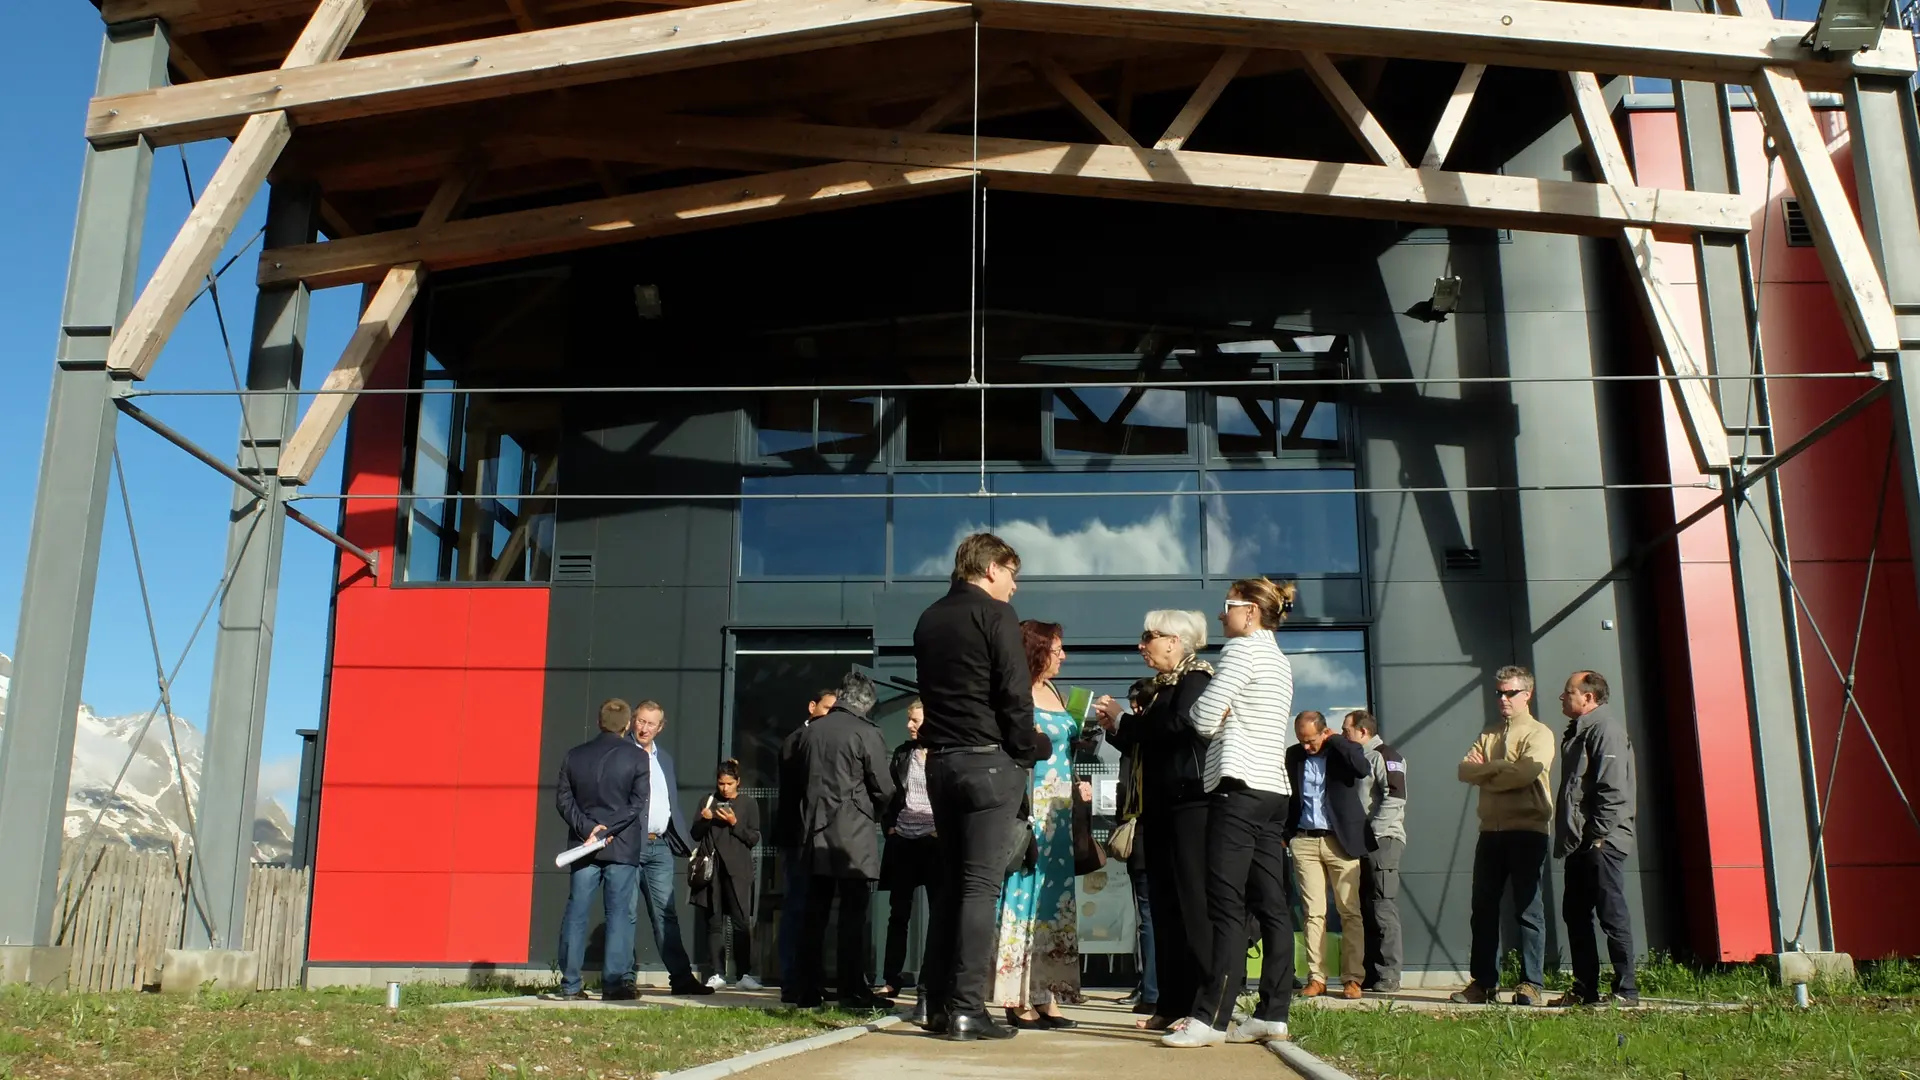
1287, 956, 1920, 1080
0, 985, 873, 1080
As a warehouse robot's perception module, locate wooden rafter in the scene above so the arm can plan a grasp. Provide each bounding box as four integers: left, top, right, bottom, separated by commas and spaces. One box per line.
1153, 46, 1249, 151
972, 0, 1915, 84
262, 119, 1760, 290
276, 263, 424, 484
88, 0, 974, 146
1566, 71, 1729, 472
260, 161, 975, 289
106, 0, 368, 380
1037, 56, 1142, 148
1420, 63, 1484, 170
1301, 51, 1407, 168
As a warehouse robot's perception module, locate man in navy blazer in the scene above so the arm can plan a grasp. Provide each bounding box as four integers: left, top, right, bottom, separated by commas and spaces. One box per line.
629, 699, 713, 996
553, 699, 651, 1000
1284, 711, 1371, 999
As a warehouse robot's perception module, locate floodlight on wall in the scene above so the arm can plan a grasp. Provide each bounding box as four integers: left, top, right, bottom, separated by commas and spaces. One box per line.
1804, 0, 1894, 55
634, 283, 663, 320
1403, 274, 1463, 323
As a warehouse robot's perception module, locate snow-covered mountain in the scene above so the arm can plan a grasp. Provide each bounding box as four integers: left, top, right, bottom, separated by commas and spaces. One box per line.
0, 653, 294, 864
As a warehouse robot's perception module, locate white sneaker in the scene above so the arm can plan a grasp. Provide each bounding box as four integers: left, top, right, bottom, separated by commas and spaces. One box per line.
1227, 1017, 1290, 1044
705, 975, 730, 990
736, 975, 764, 991
1161, 1019, 1226, 1048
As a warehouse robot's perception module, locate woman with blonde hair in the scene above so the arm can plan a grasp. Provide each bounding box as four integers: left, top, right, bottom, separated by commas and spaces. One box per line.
1093, 609, 1214, 1032
1163, 577, 1300, 1049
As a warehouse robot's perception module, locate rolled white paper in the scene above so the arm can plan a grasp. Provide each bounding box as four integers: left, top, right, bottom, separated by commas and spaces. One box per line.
555, 836, 609, 868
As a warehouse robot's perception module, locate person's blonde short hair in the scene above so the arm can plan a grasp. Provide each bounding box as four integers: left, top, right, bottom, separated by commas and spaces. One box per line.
1143, 610, 1208, 656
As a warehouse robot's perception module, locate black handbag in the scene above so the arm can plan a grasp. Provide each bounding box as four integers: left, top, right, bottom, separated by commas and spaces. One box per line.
1071, 783, 1107, 877
688, 796, 718, 891
1005, 776, 1038, 876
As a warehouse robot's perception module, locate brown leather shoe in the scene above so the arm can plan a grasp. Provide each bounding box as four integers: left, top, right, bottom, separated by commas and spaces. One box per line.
1300, 978, 1327, 998
1341, 981, 1364, 1000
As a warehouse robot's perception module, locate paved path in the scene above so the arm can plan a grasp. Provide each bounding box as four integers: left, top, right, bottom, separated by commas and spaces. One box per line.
729, 998, 1300, 1080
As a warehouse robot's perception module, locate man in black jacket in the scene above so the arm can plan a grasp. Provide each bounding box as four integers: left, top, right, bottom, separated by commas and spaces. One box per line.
912, 532, 1050, 1042
1284, 711, 1370, 1000
775, 689, 836, 1002
553, 699, 651, 1001
1552, 670, 1639, 1006
793, 671, 896, 1010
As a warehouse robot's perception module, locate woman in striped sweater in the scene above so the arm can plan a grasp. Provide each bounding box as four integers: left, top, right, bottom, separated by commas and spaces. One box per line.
1163, 576, 1300, 1049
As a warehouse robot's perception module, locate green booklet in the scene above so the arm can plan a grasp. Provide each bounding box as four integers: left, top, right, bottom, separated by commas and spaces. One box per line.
1064, 685, 1095, 723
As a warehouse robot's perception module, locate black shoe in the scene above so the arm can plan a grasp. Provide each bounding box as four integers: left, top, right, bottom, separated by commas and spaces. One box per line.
1131, 999, 1159, 1015
1004, 1009, 1048, 1030
908, 998, 932, 1026
1366, 981, 1402, 994
671, 982, 716, 996
841, 993, 893, 1011
1039, 1013, 1078, 1030
1607, 991, 1641, 1007
948, 1013, 1017, 1042
542, 989, 590, 1001
601, 983, 639, 1002
1119, 989, 1143, 1006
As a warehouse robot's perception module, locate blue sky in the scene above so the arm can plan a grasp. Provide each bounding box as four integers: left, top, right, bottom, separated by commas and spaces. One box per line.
1, 5, 360, 806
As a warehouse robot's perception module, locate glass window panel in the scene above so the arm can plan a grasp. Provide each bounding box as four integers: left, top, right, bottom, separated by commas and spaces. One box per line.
903, 388, 1044, 462
894, 472, 1199, 577
755, 394, 815, 459
1053, 387, 1188, 456
1204, 470, 1361, 577
815, 393, 879, 458
1212, 355, 1345, 457
740, 474, 886, 577
1280, 630, 1370, 722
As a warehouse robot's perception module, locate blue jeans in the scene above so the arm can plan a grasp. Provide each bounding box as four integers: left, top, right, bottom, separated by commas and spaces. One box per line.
558, 861, 640, 994
1131, 867, 1158, 1003
636, 837, 697, 985
779, 847, 807, 987
1470, 830, 1549, 989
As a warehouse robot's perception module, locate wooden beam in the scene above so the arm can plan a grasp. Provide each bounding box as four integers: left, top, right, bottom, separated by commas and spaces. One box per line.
1153, 46, 1249, 151
259, 161, 974, 289
276, 263, 424, 484
107, 0, 368, 380
1301, 51, 1408, 168
88, 0, 976, 146
973, 0, 1916, 84
487, 454, 562, 581
1567, 71, 1729, 472
1420, 62, 1484, 170
905, 61, 1012, 133
651, 116, 1759, 234
419, 159, 487, 227
1036, 56, 1142, 148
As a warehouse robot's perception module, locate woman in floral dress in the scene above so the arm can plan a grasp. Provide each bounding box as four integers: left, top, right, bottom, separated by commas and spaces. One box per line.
991, 619, 1093, 1029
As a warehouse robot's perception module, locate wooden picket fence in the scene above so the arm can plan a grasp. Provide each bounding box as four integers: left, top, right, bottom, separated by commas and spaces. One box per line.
53, 846, 310, 992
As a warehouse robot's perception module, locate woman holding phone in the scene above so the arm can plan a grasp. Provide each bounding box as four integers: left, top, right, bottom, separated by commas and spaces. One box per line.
690, 759, 763, 990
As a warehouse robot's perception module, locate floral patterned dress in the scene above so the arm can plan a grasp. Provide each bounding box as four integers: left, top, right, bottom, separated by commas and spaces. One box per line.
990, 704, 1083, 1008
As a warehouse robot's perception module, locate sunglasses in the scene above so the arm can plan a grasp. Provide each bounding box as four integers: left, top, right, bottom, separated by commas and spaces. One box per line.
1495, 689, 1528, 699
1140, 630, 1172, 645
1223, 599, 1256, 616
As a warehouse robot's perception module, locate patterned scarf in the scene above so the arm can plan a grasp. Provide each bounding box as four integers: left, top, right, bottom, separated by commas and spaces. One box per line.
1137, 650, 1214, 710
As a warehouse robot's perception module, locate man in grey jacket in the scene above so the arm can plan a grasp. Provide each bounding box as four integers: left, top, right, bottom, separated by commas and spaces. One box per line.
1553, 671, 1638, 1006
1342, 710, 1406, 993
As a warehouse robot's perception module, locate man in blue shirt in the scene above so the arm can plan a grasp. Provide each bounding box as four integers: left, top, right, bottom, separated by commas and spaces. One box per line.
630, 700, 713, 996
1283, 711, 1370, 1000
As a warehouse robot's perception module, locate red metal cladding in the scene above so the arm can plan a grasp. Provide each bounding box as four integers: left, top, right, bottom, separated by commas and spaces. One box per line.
308, 320, 549, 965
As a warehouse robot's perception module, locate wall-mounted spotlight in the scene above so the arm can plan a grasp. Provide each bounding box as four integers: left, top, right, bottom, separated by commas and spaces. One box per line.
1804, 0, 1894, 55
1403, 274, 1463, 324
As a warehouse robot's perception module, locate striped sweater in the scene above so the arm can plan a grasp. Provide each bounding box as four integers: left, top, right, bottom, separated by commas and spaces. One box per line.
1190, 629, 1295, 795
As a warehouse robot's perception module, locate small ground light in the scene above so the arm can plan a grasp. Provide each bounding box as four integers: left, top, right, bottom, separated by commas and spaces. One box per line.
387, 982, 402, 1009
1793, 981, 1810, 1009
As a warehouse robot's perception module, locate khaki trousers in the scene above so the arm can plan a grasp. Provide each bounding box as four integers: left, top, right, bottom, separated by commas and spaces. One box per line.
1290, 832, 1365, 986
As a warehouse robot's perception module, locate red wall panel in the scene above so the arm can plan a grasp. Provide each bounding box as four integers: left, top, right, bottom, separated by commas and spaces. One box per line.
307, 319, 551, 965
1630, 108, 1920, 961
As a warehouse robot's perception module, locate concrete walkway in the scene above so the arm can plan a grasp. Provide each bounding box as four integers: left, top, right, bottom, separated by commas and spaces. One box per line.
728, 998, 1300, 1080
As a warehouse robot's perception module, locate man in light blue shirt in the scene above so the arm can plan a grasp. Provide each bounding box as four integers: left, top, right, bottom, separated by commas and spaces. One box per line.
630, 700, 711, 996
1283, 711, 1370, 998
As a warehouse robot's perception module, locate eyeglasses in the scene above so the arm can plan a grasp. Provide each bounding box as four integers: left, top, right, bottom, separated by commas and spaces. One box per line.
1223, 599, 1256, 615
1140, 630, 1171, 645
1494, 689, 1528, 699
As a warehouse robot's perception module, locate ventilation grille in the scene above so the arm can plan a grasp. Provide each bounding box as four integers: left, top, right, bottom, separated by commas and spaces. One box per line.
1444, 546, 1483, 573
1783, 199, 1814, 248
554, 552, 597, 583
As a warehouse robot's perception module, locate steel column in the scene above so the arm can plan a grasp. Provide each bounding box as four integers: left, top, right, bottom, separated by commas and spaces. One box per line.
0, 22, 169, 948
1673, 66, 1831, 952
184, 184, 320, 950
1846, 76, 1920, 597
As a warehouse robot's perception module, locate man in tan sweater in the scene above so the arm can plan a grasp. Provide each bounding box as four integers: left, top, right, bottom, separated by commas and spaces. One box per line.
1452, 665, 1556, 1006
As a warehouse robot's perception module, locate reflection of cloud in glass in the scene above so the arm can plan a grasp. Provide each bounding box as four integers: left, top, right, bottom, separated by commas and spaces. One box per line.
909, 498, 1197, 576
1289, 652, 1365, 698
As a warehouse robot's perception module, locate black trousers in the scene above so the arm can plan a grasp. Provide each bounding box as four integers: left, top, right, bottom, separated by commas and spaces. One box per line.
1143, 799, 1211, 1018
703, 878, 755, 980
798, 876, 872, 1003
1362, 836, 1404, 987
881, 834, 941, 987
921, 748, 1025, 1016
1563, 843, 1637, 996
1190, 785, 1295, 1028
1469, 830, 1549, 989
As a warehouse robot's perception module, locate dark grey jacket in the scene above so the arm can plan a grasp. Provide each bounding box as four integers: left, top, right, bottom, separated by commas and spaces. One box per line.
1555, 703, 1637, 858
797, 705, 896, 879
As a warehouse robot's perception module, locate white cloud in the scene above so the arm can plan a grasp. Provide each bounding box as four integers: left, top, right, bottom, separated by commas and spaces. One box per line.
1288, 651, 1366, 709
257, 755, 303, 804
909, 498, 1198, 576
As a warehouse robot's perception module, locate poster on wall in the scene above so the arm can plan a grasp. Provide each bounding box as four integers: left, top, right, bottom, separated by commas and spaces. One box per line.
1076, 864, 1135, 955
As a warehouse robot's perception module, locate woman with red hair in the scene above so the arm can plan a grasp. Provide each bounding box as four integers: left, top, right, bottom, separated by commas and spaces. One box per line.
989, 619, 1092, 1028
